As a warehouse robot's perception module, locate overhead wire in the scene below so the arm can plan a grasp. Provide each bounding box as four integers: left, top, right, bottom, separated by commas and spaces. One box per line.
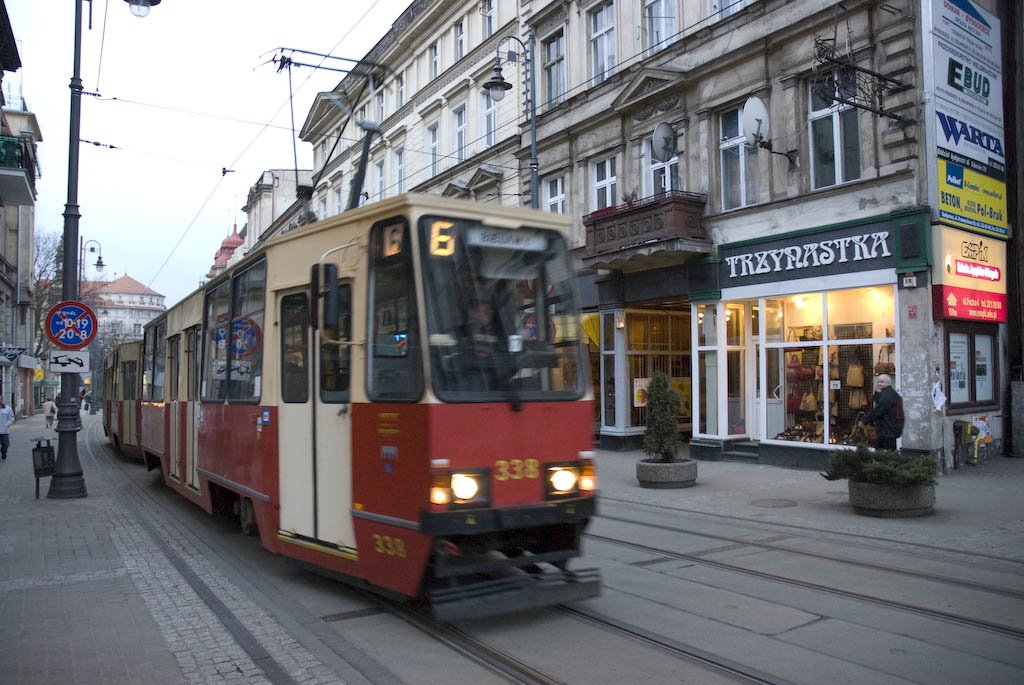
146, 0, 393, 289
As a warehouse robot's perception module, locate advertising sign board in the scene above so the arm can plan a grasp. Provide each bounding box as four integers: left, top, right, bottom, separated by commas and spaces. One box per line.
929, 0, 1007, 239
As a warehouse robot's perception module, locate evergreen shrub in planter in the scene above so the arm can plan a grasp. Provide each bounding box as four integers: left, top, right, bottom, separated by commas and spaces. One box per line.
821, 445, 938, 517
637, 371, 697, 488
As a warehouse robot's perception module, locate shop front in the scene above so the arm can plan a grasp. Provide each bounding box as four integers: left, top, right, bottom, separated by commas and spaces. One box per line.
688, 209, 932, 469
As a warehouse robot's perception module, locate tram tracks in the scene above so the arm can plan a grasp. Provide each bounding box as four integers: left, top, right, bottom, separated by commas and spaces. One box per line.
588, 527, 1024, 641
555, 605, 796, 685
597, 512, 1024, 600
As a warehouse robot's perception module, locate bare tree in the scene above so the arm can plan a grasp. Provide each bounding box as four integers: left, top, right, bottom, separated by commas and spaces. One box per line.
31, 231, 62, 359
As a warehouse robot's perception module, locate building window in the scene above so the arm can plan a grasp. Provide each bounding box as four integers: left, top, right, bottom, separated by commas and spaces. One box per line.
453, 106, 466, 163
454, 20, 465, 61
428, 123, 439, 176
545, 175, 566, 213
542, 31, 566, 109
645, 0, 674, 52
713, 0, 753, 18
809, 71, 861, 189
395, 74, 405, 108
481, 92, 496, 147
333, 187, 343, 214
319, 197, 328, 218
947, 323, 997, 407
645, 137, 678, 196
719, 107, 760, 209
375, 159, 385, 200
318, 140, 327, 168
394, 147, 405, 194
593, 155, 617, 210
376, 91, 385, 121
429, 42, 439, 80
481, 0, 494, 38
590, 1, 616, 85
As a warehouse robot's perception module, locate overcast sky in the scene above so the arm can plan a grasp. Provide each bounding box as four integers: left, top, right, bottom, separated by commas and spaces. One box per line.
6, 0, 410, 305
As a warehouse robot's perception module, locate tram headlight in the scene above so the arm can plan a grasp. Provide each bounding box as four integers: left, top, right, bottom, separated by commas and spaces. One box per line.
430, 469, 490, 509
451, 473, 480, 501
549, 467, 578, 493
545, 458, 597, 499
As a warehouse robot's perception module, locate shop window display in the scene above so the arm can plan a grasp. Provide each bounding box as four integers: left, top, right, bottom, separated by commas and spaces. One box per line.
769, 287, 895, 445
627, 311, 690, 429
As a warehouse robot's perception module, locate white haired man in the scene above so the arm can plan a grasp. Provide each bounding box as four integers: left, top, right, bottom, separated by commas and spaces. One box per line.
858, 373, 905, 450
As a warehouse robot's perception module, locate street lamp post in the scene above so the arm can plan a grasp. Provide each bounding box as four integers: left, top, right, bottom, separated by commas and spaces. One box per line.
482, 34, 538, 209
79, 238, 104, 292
49, 0, 161, 499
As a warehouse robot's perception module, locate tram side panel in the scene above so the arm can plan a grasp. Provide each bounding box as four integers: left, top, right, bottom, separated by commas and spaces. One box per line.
196, 403, 280, 541
350, 403, 432, 596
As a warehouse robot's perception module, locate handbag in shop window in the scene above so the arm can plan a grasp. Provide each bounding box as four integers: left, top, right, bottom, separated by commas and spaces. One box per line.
846, 360, 865, 387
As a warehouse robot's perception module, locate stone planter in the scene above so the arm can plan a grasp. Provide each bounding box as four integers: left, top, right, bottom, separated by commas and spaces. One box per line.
848, 480, 935, 518
636, 458, 698, 489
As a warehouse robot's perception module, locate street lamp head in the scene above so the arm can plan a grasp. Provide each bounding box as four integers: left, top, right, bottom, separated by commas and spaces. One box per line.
94, 255, 105, 273
124, 0, 161, 18
482, 60, 512, 102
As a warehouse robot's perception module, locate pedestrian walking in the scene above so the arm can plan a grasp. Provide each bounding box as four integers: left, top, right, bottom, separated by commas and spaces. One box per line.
42, 397, 57, 429
858, 373, 905, 450
0, 397, 15, 461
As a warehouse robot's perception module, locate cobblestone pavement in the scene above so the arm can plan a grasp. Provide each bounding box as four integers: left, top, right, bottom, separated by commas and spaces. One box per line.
0, 412, 349, 685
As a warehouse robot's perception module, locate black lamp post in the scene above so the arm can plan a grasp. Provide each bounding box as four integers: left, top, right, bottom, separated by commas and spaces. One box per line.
79, 238, 104, 291
49, 0, 162, 499
482, 34, 538, 209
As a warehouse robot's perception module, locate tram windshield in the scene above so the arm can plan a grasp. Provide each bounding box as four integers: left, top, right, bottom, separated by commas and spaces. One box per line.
419, 216, 587, 402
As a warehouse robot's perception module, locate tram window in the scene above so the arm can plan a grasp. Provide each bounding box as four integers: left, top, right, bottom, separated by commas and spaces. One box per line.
202, 279, 231, 401
281, 294, 309, 403
167, 336, 180, 401
368, 218, 423, 402
321, 284, 352, 403
122, 361, 137, 400
201, 258, 267, 403
152, 322, 166, 402
143, 327, 155, 400
228, 260, 266, 402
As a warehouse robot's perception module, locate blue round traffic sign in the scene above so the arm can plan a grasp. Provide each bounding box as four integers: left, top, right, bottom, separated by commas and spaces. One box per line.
46, 300, 98, 350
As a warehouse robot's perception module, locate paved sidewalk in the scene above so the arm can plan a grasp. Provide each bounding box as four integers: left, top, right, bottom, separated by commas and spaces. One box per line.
0, 411, 184, 683
593, 443, 1024, 559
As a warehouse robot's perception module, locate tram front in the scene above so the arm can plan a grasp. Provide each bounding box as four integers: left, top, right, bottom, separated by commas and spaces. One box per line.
417, 213, 600, 619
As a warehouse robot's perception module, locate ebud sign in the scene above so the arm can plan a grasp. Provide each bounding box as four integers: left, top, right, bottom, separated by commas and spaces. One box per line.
46, 300, 98, 350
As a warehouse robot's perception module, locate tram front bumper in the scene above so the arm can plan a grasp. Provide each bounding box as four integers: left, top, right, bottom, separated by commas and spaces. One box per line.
429, 565, 601, 621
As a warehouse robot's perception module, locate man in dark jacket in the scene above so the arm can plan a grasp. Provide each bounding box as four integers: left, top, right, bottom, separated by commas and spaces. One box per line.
859, 374, 904, 449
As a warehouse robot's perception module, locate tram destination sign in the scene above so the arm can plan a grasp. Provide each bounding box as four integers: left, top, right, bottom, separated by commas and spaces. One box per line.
45, 300, 98, 351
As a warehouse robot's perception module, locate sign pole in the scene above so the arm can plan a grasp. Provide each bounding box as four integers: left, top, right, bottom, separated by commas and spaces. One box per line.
48, 0, 88, 499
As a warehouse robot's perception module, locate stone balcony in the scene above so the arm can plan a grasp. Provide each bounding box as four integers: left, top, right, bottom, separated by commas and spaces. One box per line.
581, 190, 711, 271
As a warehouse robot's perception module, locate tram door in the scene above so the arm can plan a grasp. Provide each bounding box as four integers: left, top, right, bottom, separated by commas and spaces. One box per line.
185, 327, 200, 489
277, 288, 355, 550
167, 335, 181, 481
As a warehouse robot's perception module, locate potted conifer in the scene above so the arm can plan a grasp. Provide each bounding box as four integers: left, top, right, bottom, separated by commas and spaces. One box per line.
821, 444, 938, 517
636, 371, 697, 488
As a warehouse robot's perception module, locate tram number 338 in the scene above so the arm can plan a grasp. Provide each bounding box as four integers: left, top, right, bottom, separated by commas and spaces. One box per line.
495, 459, 540, 481
373, 534, 408, 558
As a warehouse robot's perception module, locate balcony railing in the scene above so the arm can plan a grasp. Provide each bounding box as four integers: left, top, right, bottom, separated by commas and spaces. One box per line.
0, 135, 37, 205
0, 136, 25, 170
582, 190, 707, 258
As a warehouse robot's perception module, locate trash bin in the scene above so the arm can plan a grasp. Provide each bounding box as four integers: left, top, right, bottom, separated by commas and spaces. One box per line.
32, 437, 56, 499
952, 420, 975, 469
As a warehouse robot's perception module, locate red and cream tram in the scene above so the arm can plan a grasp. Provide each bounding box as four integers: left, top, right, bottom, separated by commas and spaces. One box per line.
102, 339, 145, 460
104, 194, 599, 618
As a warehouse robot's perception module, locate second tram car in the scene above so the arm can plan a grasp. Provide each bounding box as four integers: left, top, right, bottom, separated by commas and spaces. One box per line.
104, 194, 599, 618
